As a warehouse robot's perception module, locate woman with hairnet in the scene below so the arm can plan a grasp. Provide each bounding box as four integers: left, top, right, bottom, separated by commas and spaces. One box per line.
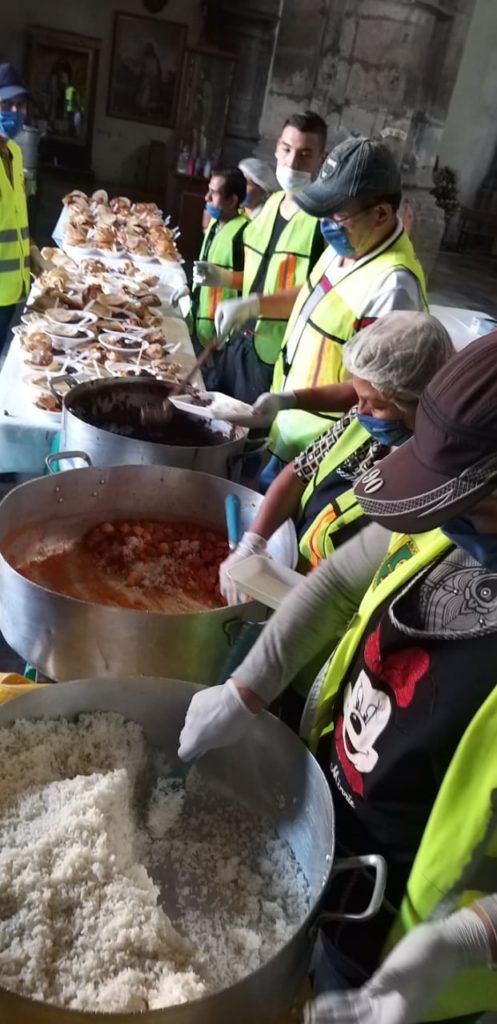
180, 328, 497, 1020
238, 157, 279, 219
219, 311, 454, 605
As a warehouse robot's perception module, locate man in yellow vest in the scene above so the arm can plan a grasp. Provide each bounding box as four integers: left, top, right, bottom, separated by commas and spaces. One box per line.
64, 81, 82, 137
179, 333, 497, 1019
189, 167, 247, 384
195, 111, 327, 403
251, 137, 427, 490
0, 62, 32, 350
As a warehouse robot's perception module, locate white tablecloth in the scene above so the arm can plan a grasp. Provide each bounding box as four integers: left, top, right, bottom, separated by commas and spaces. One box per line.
0, 255, 194, 475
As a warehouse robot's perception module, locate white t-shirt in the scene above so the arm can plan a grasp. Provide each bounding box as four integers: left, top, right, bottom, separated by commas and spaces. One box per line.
325, 217, 423, 316
284, 217, 423, 369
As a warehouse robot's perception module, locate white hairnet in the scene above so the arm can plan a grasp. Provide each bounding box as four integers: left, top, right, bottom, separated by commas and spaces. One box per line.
342, 311, 455, 403
238, 158, 279, 195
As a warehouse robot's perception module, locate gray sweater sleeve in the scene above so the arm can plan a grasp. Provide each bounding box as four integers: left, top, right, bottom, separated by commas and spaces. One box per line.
235, 521, 391, 704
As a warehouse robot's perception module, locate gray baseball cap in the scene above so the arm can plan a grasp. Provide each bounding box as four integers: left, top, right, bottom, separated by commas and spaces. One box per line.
295, 136, 402, 218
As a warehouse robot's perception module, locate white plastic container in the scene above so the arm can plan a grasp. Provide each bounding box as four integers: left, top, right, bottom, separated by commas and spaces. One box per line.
16, 126, 41, 172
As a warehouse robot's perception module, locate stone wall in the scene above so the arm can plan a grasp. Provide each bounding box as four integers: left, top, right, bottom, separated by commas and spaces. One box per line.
440, 0, 497, 205
256, 0, 475, 189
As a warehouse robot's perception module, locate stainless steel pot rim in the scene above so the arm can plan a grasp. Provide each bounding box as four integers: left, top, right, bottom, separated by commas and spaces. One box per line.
0, 466, 297, 685
0, 675, 334, 1021
64, 377, 249, 449
0, 552, 259, 620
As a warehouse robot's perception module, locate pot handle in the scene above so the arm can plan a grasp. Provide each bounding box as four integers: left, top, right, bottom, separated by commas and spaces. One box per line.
45, 450, 93, 474
318, 853, 387, 924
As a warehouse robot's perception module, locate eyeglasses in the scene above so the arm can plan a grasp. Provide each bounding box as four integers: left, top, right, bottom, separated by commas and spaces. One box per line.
322, 203, 378, 226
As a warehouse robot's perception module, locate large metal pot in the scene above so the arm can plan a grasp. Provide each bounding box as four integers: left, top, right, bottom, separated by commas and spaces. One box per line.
0, 465, 296, 683
61, 378, 252, 480
0, 676, 385, 1024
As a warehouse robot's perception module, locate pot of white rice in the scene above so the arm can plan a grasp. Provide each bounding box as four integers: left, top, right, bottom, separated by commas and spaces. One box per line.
0, 676, 385, 1023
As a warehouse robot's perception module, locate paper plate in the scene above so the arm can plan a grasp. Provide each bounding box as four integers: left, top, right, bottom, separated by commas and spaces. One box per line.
45, 308, 97, 327
45, 327, 95, 350
168, 391, 254, 424
99, 333, 144, 355
31, 393, 62, 422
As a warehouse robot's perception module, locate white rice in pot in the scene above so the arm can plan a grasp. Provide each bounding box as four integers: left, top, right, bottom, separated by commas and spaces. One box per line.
0, 713, 310, 1013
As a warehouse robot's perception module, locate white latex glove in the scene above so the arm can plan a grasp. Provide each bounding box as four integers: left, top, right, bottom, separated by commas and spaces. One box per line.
170, 285, 190, 308
219, 531, 268, 605
178, 678, 256, 761
250, 390, 297, 428
214, 294, 260, 345
304, 902, 494, 1024
192, 261, 233, 289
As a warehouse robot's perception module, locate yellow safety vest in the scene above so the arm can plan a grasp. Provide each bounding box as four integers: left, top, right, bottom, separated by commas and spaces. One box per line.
194, 213, 247, 348
298, 417, 371, 568
311, 529, 497, 1019
270, 228, 427, 461
0, 139, 30, 307
242, 191, 322, 366
65, 86, 77, 112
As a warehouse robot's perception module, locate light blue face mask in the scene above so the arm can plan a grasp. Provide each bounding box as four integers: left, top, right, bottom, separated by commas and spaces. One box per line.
205, 201, 223, 221
320, 218, 355, 257
0, 110, 23, 139
357, 413, 412, 447
442, 516, 497, 570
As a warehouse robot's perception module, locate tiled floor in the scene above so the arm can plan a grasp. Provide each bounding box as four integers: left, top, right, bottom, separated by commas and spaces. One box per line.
429, 249, 497, 317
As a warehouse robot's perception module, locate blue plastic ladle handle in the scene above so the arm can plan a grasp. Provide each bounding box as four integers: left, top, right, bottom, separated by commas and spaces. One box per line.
225, 493, 242, 549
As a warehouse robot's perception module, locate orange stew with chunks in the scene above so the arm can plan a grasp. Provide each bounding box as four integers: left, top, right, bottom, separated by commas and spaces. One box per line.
84, 520, 229, 608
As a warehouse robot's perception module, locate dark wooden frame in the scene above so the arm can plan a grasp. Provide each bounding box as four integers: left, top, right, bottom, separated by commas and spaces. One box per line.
177, 47, 235, 167
107, 11, 187, 128
25, 24, 100, 151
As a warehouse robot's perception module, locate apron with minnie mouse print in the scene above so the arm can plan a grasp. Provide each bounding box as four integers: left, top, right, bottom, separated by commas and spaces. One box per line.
310, 528, 497, 1014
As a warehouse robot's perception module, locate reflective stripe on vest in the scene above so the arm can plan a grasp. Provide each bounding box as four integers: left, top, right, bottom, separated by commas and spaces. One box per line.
298, 418, 371, 566
269, 228, 427, 461
243, 192, 321, 366
309, 528, 497, 1018
0, 227, 28, 242
0, 256, 30, 272
194, 214, 247, 347
309, 529, 450, 750
0, 140, 30, 306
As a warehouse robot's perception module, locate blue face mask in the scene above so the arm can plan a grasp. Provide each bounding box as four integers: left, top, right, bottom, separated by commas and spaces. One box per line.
442, 516, 497, 570
357, 413, 412, 447
0, 110, 24, 140
320, 218, 355, 257
205, 202, 223, 221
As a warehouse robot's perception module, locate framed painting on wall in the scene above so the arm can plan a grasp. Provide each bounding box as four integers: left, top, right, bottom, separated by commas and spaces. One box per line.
177, 48, 235, 169
25, 25, 100, 150
107, 11, 187, 128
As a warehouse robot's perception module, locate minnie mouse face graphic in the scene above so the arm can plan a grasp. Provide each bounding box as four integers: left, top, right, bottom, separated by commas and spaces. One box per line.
334, 626, 430, 796
341, 671, 391, 774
